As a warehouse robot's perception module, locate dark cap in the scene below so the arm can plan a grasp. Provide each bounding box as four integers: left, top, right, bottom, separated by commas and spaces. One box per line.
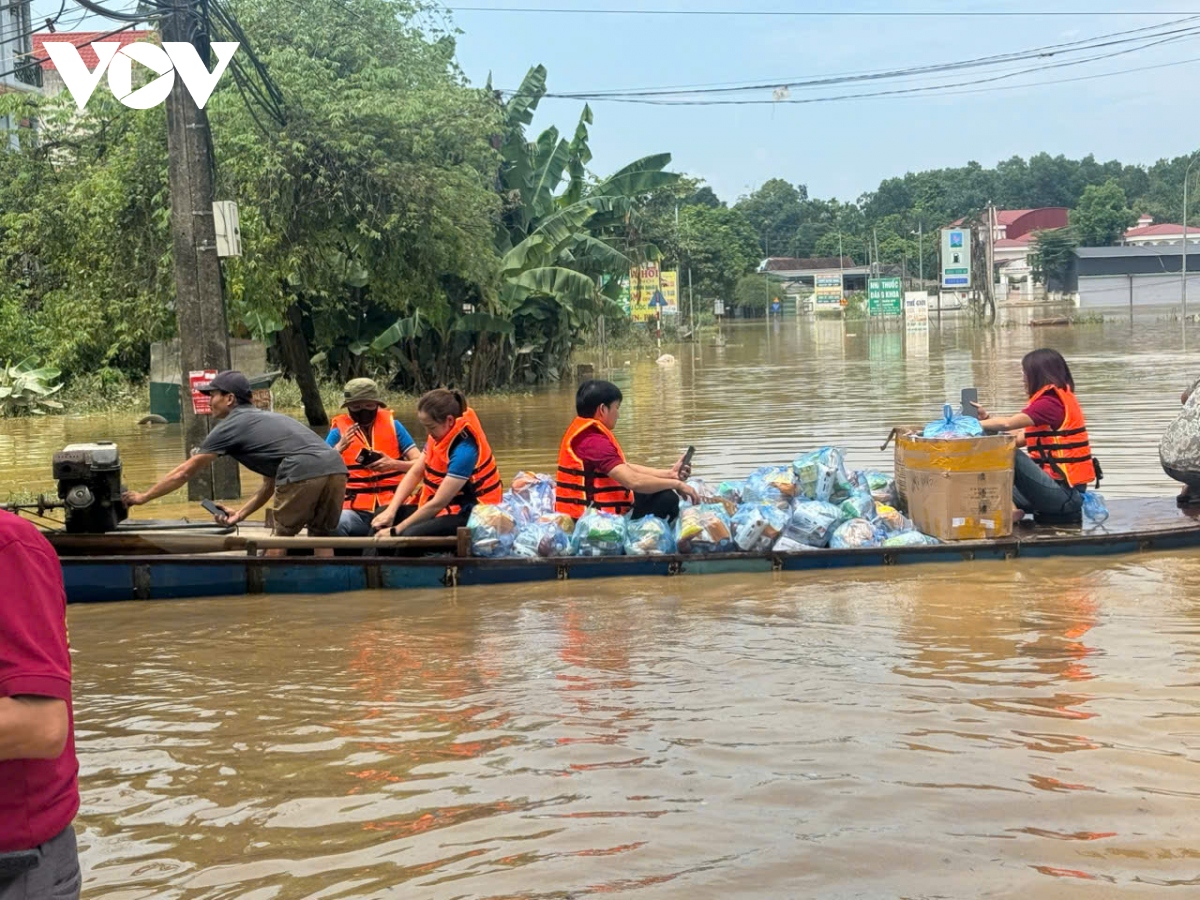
197, 370, 252, 403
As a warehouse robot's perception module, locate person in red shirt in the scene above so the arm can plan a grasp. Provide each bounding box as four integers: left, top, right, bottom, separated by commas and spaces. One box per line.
556, 380, 699, 522
973, 348, 1098, 524
0, 511, 80, 899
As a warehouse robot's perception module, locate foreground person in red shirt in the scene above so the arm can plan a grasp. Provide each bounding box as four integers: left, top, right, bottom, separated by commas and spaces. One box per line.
0, 510, 80, 900
974, 348, 1100, 524
555, 379, 699, 522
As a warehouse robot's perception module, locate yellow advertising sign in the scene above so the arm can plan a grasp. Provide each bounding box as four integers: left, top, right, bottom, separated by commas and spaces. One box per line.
628, 265, 679, 321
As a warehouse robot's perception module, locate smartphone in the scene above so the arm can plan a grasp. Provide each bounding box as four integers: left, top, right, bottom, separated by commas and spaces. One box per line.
961, 388, 980, 418
356, 447, 384, 466
681, 446, 696, 470
200, 498, 224, 518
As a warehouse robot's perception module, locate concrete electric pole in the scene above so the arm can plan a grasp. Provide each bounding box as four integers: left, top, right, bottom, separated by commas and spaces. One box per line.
162, 0, 239, 500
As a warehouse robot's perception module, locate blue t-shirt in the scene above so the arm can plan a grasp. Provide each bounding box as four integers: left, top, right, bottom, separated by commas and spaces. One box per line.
326, 420, 416, 455
446, 433, 479, 480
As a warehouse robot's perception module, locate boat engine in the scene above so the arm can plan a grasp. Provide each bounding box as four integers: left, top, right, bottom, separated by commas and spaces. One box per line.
52, 442, 128, 534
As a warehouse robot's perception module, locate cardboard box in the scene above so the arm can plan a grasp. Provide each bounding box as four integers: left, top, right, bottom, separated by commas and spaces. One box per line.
893, 428, 1016, 542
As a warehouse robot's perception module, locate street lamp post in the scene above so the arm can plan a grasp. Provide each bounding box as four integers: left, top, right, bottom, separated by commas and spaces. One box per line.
1185, 155, 1199, 325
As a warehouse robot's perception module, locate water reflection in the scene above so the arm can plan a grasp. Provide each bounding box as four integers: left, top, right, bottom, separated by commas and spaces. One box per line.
62, 551, 1200, 896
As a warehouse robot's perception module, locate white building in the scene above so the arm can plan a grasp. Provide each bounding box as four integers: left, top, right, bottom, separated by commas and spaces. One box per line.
1120, 214, 1200, 247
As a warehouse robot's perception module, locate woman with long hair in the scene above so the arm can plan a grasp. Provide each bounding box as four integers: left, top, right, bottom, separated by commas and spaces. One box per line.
973, 348, 1100, 522
370, 388, 502, 538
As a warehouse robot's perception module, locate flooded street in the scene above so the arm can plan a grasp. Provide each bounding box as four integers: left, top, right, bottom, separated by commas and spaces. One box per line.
69, 556, 1200, 897
18, 310, 1200, 896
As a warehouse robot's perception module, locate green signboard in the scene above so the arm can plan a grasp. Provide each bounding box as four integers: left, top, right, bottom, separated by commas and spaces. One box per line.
867, 276, 903, 316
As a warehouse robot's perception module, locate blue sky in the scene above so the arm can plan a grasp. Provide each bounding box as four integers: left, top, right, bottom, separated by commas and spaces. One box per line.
30, 0, 1200, 204
447, 1, 1200, 203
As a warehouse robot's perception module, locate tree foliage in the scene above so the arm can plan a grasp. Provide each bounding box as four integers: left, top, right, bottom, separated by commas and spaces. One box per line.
1071, 179, 1137, 247
1029, 228, 1079, 290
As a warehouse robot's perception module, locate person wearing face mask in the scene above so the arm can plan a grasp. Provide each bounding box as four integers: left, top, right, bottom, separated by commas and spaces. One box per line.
326, 378, 422, 537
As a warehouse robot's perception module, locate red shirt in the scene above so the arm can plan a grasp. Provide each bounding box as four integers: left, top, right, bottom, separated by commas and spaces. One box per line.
1023, 391, 1066, 428
0, 512, 78, 851
572, 428, 624, 476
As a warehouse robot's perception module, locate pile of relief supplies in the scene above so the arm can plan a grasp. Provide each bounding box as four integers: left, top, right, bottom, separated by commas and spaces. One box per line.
466, 451, 939, 559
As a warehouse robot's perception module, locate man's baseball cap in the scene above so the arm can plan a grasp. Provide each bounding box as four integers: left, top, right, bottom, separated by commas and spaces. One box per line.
342, 378, 387, 407
197, 370, 252, 403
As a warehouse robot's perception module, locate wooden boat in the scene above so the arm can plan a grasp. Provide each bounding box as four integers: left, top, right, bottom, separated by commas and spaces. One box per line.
47, 498, 1200, 604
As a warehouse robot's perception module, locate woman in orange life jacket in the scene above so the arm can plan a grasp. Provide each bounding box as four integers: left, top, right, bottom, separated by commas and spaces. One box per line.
370, 388, 502, 539
972, 348, 1099, 523
555, 379, 699, 523
325, 378, 421, 537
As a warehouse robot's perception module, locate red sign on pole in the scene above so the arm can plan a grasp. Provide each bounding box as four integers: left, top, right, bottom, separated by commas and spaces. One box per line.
189, 369, 218, 415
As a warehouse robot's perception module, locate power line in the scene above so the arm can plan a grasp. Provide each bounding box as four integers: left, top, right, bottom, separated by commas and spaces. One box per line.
530, 17, 1200, 99
0, 20, 144, 83
581, 28, 1200, 105
450, 5, 1200, 16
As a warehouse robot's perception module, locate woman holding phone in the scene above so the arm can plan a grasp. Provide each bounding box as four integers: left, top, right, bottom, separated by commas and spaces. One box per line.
972, 348, 1099, 522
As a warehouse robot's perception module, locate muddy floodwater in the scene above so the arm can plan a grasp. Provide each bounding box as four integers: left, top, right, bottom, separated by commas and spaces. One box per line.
13, 311, 1200, 896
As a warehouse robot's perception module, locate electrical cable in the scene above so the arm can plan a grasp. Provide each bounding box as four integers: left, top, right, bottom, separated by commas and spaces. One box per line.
449, 5, 1200, 17
0, 20, 142, 82
532, 17, 1200, 99
579, 29, 1200, 105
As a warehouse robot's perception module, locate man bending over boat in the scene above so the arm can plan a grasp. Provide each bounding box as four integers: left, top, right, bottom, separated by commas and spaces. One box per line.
121, 371, 348, 557
555, 379, 698, 523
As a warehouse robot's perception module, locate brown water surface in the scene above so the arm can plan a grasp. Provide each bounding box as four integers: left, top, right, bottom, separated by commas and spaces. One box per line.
1, 311, 1193, 515
18, 311, 1200, 896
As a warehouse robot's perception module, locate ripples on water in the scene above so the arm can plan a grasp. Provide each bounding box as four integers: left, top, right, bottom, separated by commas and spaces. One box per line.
69, 553, 1200, 897
28, 311, 1200, 895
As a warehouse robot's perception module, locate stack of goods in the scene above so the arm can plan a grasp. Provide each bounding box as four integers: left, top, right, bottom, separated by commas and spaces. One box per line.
466, 465, 937, 558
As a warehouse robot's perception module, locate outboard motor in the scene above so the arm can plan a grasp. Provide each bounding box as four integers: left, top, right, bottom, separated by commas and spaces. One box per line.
52, 442, 128, 534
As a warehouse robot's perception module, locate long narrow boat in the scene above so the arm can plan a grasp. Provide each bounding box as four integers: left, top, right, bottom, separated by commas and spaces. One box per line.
48, 498, 1200, 603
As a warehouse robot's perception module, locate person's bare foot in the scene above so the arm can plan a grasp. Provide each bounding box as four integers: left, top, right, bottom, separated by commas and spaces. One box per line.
1012, 508, 1027, 523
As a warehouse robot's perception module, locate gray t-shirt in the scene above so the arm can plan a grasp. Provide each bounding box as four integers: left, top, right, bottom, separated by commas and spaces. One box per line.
198, 405, 347, 485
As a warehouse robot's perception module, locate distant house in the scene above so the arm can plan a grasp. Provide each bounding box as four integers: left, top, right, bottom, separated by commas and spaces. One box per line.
950, 208, 1070, 300
30, 30, 156, 97
1119, 214, 1200, 248
0, 0, 38, 146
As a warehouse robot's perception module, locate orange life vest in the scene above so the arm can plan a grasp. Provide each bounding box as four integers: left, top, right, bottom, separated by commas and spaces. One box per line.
419, 407, 502, 516
555, 417, 634, 518
1025, 385, 1099, 488
331, 409, 404, 512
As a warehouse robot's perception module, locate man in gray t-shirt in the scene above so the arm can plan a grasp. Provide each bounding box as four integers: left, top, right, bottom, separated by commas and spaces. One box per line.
122, 371, 348, 552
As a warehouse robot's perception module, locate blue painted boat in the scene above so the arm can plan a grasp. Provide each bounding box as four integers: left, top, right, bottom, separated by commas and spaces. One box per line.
49, 499, 1200, 604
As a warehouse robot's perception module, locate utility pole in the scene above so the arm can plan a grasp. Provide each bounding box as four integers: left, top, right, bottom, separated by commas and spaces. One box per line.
1184, 154, 1197, 328
986, 204, 997, 320
163, 0, 239, 500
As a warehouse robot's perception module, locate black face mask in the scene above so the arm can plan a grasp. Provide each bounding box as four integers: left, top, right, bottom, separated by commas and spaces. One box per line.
349, 407, 377, 426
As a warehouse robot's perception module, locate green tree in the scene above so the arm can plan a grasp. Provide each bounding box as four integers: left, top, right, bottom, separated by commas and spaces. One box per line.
733, 273, 786, 315
1029, 228, 1079, 290
677, 205, 761, 303
734, 178, 808, 257
1071, 179, 1137, 247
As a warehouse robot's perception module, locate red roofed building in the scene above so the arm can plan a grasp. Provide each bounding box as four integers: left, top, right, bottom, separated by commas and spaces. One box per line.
1119, 214, 1200, 247
30, 30, 156, 97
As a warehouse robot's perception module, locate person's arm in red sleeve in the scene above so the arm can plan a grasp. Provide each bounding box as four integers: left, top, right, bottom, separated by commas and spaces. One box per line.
575, 432, 699, 503
0, 534, 71, 760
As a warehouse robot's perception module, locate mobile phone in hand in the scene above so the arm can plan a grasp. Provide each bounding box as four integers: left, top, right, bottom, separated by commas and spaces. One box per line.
356, 447, 384, 466
961, 388, 980, 418
200, 498, 224, 519
681, 446, 696, 470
